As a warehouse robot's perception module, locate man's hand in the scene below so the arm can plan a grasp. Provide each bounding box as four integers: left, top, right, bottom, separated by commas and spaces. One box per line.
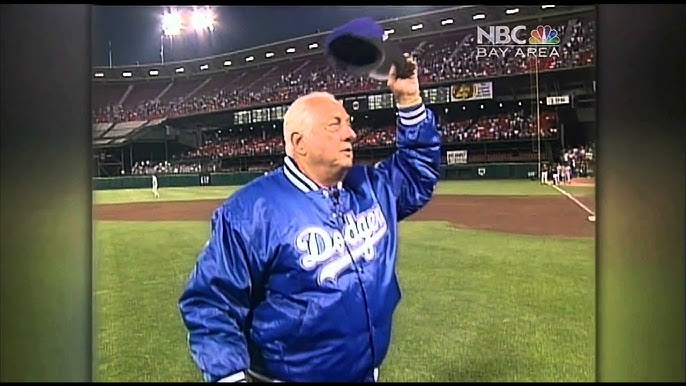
387, 54, 421, 108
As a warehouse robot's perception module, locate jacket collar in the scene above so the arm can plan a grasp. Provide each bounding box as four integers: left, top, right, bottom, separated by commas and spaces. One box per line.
283, 156, 346, 194
283, 156, 321, 193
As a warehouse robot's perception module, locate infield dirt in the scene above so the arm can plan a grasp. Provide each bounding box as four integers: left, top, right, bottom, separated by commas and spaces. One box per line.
94, 195, 595, 238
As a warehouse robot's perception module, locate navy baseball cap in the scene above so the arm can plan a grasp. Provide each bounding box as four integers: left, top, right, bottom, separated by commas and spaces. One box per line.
325, 17, 413, 81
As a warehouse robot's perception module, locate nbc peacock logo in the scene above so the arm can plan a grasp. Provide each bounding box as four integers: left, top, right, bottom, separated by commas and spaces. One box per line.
528, 25, 560, 45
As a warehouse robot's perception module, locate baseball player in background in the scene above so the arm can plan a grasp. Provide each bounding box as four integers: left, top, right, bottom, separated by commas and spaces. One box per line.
151, 173, 160, 199
552, 163, 560, 185
178, 55, 441, 382
540, 163, 549, 185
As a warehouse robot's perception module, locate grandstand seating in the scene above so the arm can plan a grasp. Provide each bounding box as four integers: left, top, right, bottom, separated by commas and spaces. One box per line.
94, 14, 595, 178
173, 110, 559, 163
91, 17, 595, 125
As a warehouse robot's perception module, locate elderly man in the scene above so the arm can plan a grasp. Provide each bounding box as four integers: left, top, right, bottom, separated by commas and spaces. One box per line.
178, 55, 441, 383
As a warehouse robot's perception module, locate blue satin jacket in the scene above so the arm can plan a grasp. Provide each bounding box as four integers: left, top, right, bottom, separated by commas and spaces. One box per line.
178, 102, 441, 382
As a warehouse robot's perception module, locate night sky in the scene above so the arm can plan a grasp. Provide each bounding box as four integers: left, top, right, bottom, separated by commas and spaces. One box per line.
92, 6, 452, 67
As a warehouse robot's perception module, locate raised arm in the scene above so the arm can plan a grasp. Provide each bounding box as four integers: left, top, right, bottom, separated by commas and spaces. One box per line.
372, 56, 441, 221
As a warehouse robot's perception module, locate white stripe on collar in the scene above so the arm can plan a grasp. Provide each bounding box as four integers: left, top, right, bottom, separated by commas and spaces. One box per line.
283, 156, 320, 193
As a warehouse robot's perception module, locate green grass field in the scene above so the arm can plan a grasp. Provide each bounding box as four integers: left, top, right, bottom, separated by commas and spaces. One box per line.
94, 180, 595, 382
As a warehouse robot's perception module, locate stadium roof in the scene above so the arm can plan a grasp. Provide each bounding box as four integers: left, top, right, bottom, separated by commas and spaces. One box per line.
92, 5, 595, 82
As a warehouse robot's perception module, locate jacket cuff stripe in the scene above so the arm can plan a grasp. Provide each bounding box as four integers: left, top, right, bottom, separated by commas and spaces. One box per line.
399, 111, 427, 126
218, 371, 246, 382
397, 103, 425, 117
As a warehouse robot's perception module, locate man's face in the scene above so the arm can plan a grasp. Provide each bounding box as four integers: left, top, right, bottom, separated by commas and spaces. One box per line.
298, 97, 357, 172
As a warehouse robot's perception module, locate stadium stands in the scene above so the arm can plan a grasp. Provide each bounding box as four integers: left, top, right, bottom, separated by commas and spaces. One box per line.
91, 17, 595, 125
172, 109, 560, 163
92, 10, 596, 178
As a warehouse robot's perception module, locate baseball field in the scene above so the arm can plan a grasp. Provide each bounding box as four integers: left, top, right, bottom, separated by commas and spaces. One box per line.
93, 179, 596, 382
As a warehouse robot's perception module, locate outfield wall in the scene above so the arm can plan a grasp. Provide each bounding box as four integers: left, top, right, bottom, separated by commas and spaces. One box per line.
92, 162, 538, 190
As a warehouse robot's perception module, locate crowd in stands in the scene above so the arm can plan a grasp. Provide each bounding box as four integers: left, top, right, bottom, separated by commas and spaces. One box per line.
175, 110, 560, 162
125, 124, 595, 177
440, 110, 558, 143
92, 18, 595, 124
130, 160, 215, 175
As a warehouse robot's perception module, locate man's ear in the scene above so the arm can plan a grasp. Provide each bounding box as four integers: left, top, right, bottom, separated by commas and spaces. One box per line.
291, 132, 307, 156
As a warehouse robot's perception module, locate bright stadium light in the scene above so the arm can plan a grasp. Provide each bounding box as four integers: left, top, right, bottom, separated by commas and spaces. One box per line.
122, 71, 132, 77
190, 7, 216, 32
149, 69, 159, 76
441, 18, 454, 26
94, 72, 104, 78
265, 52, 274, 58
541, 5, 556, 9
472, 13, 486, 20
159, 7, 218, 64
411, 23, 423, 30
506, 8, 520, 14
223, 60, 232, 66
286, 47, 296, 53
199, 64, 209, 70
308, 43, 318, 49
246, 56, 254, 62
162, 11, 183, 36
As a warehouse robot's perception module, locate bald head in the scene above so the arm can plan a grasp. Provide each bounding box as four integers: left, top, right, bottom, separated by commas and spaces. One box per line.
282, 91, 357, 187
283, 92, 340, 157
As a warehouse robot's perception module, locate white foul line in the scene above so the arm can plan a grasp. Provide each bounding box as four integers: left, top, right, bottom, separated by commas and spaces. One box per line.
550, 184, 596, 216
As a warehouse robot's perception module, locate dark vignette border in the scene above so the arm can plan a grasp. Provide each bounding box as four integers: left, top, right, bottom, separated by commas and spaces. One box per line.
596, 4, 685, 382
1, 4, 92, 382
